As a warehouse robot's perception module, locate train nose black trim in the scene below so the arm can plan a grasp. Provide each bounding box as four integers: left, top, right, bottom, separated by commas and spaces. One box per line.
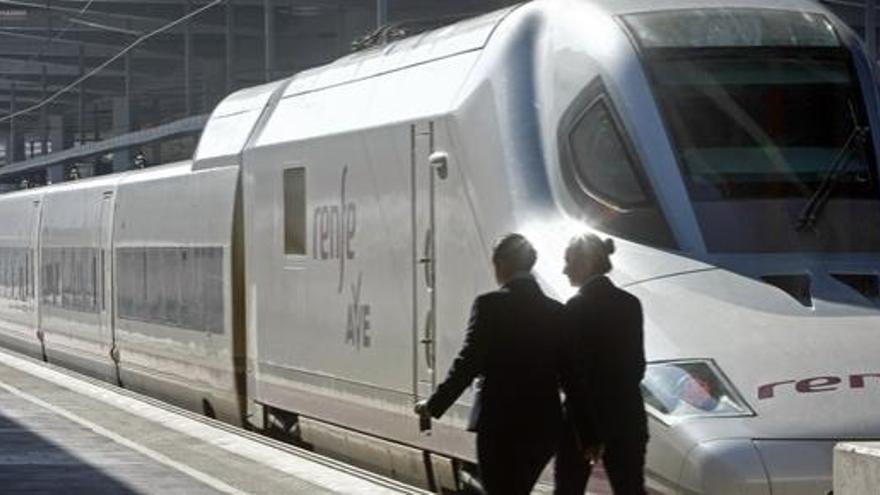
761, 274, 813, 307
832, 273, 880, 303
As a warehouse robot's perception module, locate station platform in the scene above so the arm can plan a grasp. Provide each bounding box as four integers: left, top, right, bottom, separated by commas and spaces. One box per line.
0, 348, 428, 494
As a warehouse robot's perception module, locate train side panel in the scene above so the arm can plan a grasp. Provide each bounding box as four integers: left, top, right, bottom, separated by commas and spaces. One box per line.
242, 52, 505, 484
113, 163, 243, 423
38, 176, 120, 382
0, 191, 43, 358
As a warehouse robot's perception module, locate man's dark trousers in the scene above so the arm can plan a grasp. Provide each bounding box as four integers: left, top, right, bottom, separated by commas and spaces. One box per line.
554, 416, 590, 494
479, 423, 560, 495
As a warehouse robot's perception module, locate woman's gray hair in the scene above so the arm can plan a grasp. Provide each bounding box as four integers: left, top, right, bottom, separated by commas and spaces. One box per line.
567, 233, 615, 275
492, 233, 537, 272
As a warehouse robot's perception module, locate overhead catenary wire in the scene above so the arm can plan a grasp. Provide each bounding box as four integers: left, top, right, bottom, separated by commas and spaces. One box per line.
30, 0, 100, 61
0, 0, 101, 69
0, 0, 226, 125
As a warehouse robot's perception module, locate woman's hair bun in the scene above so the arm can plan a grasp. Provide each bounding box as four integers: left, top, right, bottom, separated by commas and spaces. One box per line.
603, 238, 616, 255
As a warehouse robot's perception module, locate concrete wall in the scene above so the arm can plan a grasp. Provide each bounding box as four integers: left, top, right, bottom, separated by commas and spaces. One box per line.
834, 442, 880, 495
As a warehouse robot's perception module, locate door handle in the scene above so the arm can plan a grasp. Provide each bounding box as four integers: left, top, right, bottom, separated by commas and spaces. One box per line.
421, 229, 434, 289
421, 309, 435, 370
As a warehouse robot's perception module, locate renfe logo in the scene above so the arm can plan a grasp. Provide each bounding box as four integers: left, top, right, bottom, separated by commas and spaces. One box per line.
758, 373, 880, 400
313, 166, 357, 293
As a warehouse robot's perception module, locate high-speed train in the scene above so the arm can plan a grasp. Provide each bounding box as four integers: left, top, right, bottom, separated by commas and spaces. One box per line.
0, 0, 876, 492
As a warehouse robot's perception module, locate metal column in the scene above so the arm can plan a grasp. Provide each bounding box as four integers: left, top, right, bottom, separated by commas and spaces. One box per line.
377, 0, 388, 28
125, 37, 132, 131
41, 65, 48, 155
225, 0, 235, 93
115, 40, 134, 171
92, 104, 100, 141
8, 82, 15, 164
185, 0, 194, 115
264, 0, 275, 82
78, 45, 86, 145
868, 0, 877, 64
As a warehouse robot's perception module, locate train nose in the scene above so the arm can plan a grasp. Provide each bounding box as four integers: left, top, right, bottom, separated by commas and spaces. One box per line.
751, 440, 834, 495
679, 439, 770, 494
679, 439, 835, 494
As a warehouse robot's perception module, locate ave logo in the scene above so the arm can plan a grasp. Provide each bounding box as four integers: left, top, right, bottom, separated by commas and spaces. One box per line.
346, 272, 371, 350
312, 166, 372, 351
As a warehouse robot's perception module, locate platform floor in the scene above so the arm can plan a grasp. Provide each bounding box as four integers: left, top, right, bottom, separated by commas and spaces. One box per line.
0, 349, 427, 494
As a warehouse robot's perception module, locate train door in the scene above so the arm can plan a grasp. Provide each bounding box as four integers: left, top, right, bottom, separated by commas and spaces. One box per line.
30, 198, 45, 359
411, 122, 439, 401
96, 191, 119, 383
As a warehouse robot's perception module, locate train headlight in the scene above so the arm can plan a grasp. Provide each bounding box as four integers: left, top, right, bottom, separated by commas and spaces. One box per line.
641, 360, 754, 423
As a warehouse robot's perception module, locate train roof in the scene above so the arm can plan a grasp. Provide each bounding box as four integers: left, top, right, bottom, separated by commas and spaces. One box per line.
213, 0, 832, 110
274, 0, 830, 97
194, 0, 835, 166
281, 5, 517, 99
271, 0, 832, 99
583, 0, 827, 15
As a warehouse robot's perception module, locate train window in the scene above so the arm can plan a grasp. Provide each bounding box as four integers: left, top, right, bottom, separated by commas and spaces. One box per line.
4, 249, 9, 298
146, 248, 163, 318
116, 246, 223, 334
61, 249, 70, 308
162, 248, 182, 326
36, 247, 98, 313
559, 80, 677, 248
50, 253, 59, 305
180, 248, 197, 329
568, 97, 648, 208
283, 167, 307, 255
624, 9, 839, 49
25, 250, 30, 301
97, 251, 104, 312
119, 247, 146, 320
73, 249, 81, 309
202, 247, 224, 334
194, 247, 208, 331
91, 251, 97, 310
76, 249, 85, 309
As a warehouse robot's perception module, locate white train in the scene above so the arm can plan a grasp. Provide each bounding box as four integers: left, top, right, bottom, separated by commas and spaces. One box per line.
0, 0, 876, 492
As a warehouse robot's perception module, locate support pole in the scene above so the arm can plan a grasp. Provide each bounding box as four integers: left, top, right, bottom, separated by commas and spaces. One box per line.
78, 45, 85, 145
43, 0, 51, 155
8, 82, 15, 164
264, 0, 275, 82
125, 36, 132, 132
185, 0, 194, 115
93, 104, 100, 142
868, 0, 877, 65
226, 0, 235, 93
41, 64, 48, 155
377, 0, 388, 28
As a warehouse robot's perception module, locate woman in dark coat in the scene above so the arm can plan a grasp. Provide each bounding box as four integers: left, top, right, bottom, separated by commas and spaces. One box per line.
556, 233, 648, 495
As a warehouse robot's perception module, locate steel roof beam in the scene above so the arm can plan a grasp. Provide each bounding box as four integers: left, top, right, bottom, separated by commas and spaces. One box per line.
0, 113, 208, 175
0, 29, 180, 60
0, 83, 114, 98
0, 56, 124, 77
0, 0, 270, 36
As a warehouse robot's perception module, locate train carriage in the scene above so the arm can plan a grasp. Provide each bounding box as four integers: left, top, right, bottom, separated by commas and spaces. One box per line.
0, 1, 877, 493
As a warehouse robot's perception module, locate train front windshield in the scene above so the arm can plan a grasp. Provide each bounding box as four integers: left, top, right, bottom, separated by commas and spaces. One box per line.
625, 9, 880, 252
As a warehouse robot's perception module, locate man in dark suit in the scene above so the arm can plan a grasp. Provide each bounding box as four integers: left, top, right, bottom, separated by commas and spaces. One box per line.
415, 233, 564, 495
556, 234, 648, 495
